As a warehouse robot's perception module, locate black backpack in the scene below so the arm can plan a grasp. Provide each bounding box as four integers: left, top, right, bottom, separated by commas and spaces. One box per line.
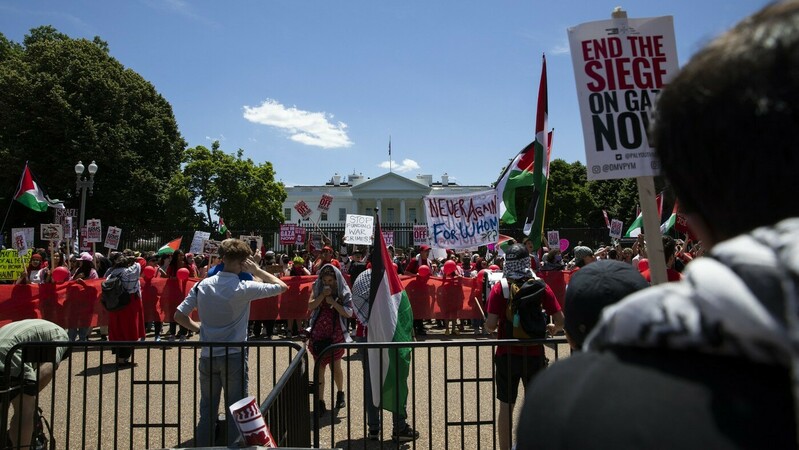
101, 272, 131, 312
501, 276, 548, 339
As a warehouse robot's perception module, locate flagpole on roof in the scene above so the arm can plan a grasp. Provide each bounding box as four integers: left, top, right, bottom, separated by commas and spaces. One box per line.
388, 136, 392, 173
0, 162, 28, 239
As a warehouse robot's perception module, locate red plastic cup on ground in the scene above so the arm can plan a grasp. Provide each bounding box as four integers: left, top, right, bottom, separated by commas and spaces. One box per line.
229, 396, 269, 446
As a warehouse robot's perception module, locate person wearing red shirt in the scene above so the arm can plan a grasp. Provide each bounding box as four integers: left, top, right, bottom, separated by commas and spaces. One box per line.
485, 243, 563, 450
641, 235, 683, 283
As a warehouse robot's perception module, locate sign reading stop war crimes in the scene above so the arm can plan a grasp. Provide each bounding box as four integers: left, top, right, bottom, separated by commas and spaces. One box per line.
344, 214, 374, 245
424, 190, 499, 250
568, 16, 679, 180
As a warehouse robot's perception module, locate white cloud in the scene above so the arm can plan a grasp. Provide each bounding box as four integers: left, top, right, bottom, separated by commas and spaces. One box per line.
205, 134, 226, 142
378, 159, 420, 173
243, 99, 353, 149
550, 42, 570, 56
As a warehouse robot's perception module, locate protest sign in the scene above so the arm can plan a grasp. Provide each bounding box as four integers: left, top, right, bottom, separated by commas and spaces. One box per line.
547, 231, 561, 250
189, 231, 211, 254
40, 224, 63, 242
382, 231, 394, 247
294, 200, 313, 220
79, 227, 91, 252
344, 214, 374, 246
317, 194, 333, 212
423, 190, 499, 250
239, 235, 263, 254
610, 219, 624, 239
279, 224, 296, 245
104, 226, 122, 249
413, 225, 428, 246
294, 227, 306, 245
310, 232, 323, 251
568, 16, 679, 180
12, 228, 34, 250
86, 219, 102, 243
0, 249, 31, 281
202, 239, 222, 256
63, 216, 73, 239
12, 231, 27, 257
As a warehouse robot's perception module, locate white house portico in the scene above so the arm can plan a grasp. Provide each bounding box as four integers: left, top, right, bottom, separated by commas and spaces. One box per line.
282, 171, 491, 225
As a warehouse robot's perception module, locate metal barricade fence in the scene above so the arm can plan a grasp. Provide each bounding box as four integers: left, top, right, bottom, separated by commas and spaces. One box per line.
1, 340, 304, 450
312, 338, 570, 450
1, 337, 569, 449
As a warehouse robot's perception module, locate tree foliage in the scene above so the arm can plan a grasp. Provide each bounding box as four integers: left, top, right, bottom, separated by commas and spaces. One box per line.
184, 141, 286, 232
0, 26, 188, 231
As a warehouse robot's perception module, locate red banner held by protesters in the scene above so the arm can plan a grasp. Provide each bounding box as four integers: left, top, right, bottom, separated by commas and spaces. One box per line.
0, 271, 573, 328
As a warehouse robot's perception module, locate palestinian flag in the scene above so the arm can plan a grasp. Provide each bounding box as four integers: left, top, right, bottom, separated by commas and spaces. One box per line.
14, 164, 64, 212
625, 194, 663, 238
367, 215, 413, 413
157, 237, 182, 255
496, 56, 552, 250
660, 200, 679, 234
218, 218, 228, 235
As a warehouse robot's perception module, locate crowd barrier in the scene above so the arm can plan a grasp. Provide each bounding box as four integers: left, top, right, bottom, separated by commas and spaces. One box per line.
0, 271, 572, 328
0, 340, 306, 450
314, 338, 570, 449
0, 337, 570, 450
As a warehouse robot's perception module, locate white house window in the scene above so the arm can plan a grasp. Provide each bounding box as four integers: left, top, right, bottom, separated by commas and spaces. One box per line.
338, 208, 346, 221
284, 208, 292, 221
387, 208, 395, 222
321, 212, 328, 221
365, 207, 373, 216
409, 208, 417, 222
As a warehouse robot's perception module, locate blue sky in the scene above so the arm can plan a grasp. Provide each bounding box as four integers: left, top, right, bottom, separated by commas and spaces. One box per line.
1, 0, 769, 187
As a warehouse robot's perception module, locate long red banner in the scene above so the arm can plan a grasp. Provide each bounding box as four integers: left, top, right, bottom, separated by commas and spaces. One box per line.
0, 272, 572, 328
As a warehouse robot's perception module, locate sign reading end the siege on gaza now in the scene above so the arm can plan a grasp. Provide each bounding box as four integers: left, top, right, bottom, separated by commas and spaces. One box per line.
424, 190, 499, 250
568, 16, 679, 180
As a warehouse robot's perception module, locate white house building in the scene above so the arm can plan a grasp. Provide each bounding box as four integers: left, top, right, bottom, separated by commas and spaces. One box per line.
283, 171, 491, 225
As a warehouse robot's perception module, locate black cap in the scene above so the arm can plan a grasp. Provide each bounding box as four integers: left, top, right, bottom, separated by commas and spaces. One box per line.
504, 243, 529, 262
564, 260, 649, 349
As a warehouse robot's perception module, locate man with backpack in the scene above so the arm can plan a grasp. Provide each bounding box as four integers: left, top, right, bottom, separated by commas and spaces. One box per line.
484, 243, 563, 450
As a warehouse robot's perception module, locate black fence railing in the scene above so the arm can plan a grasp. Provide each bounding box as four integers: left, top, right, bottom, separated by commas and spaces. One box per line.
1, 337, 571, 450
108, 225, 611, 256
312, 338, 570, 450
256, 345, 310, 447
0, 340, 304, 450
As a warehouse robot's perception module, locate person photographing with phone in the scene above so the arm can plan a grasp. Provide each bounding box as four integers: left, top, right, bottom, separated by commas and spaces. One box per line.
308, 264, 353, 414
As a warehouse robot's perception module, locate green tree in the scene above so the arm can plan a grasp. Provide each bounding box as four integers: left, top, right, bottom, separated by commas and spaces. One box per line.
184, 141, 286, 232
545, 159, 598, 228
0, 26, 188, 232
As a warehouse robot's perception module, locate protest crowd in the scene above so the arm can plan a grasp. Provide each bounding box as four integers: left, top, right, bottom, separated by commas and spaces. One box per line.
3, 1, 799, 448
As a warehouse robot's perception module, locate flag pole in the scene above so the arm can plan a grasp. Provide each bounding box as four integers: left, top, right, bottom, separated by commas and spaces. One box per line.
388, 136, 392, 173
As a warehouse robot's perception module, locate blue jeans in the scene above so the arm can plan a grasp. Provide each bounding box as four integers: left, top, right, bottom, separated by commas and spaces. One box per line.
196, 351, 249, 447
67, 327, 90, 341
359, 342, 408, 434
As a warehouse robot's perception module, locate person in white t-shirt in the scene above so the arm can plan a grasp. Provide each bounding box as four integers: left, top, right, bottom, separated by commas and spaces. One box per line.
175, 238, 287, 447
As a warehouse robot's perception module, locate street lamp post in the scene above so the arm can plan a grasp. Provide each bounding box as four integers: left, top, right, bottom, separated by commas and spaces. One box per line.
75, 160, 98, 230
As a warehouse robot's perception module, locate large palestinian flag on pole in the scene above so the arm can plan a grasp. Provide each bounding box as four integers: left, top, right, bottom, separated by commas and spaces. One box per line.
14, 163, 64, 212
496, 55, 551, 249
367, 215, 413, 413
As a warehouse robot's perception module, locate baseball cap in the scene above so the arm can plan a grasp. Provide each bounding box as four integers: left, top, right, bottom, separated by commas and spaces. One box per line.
564, 260, 648, 349
79, 252, 94, 262
419, 245, 430, 252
